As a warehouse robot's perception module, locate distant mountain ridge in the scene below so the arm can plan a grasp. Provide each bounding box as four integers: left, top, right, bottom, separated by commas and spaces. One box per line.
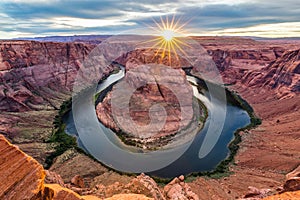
241, 36, 300, 41
13, 35, 111, 43
13, 34, 300, 43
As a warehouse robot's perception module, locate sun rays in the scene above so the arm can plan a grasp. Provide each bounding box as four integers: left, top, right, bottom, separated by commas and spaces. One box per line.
141, 15, 191, 66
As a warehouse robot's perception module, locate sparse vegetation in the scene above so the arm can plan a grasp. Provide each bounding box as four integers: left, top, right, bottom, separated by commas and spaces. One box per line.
45, 98, 76, 168
186, 86, 262, 180
151, 175, 173, 185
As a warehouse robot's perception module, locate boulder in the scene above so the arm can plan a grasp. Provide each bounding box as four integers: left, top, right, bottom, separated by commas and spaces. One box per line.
164, 176, 199, 200
71, 175, 85, 188
283, 165, 300, 192
45, 170, 65, 186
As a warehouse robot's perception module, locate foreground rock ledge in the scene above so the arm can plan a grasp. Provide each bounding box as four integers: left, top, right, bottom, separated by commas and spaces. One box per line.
0, 135, 45, 199
0, 134, 151, 200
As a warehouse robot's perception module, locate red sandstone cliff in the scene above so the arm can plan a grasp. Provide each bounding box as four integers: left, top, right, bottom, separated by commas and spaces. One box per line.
0, 134, 44, 199
0, 41, 92, 112
241, 49, 300, 98
0, 41, 113, 165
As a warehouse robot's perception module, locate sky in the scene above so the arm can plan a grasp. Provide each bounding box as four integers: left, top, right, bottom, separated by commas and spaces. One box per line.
0, 0, 299, 39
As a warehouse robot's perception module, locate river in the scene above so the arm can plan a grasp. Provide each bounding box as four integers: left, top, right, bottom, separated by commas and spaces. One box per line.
64, 68, 250, 178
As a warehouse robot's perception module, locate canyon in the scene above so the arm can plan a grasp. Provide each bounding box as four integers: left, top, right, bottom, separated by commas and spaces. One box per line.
0, 37, 299, 199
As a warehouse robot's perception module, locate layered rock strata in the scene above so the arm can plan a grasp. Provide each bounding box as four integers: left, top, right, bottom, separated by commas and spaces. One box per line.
96, 61, 202, 149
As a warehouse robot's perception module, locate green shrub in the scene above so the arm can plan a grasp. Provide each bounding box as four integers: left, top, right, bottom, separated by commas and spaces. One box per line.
45, 98, 76, 168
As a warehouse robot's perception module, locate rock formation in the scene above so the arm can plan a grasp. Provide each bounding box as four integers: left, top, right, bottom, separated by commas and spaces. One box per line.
242, 49, 300, 98
0, 133, 157, 200
96, 65, 196, 140
164, 175, 199, 200
71, 175, 86, 188
0, 40, 115, 165
132, 173, 166, 200
96, 52, 201, 149
84, 173, 165, 199
207, 48, 281, 72
283, 165, 300, 192
242, 186, 272, 199
241, 165, 300, 199
45, 170, 65, 187
0, 134, 44, 200
115, 48, 191, 70
0, 41, 94, 112
262, 190, 300, 200
105, 194, 154, 200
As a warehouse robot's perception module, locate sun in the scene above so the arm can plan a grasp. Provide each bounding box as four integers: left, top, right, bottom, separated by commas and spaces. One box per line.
161, 29, 175, 42
141, 15, 191, 66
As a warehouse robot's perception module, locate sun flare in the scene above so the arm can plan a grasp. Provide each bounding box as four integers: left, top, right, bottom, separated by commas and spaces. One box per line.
141, 15, 191, 66
161, 29, 175, 41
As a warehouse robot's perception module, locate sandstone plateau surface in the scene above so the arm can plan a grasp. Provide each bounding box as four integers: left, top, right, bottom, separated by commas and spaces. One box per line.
0, 37, 300, 199
96, 62, 203, 149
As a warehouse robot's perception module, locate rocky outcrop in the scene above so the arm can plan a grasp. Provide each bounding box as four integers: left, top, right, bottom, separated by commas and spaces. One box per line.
286, 165, 300, 180
0, 41, 95, 112
44, 183, 154, 200
96, 62, 199, 149
115, 48, 191, 70
48, 148, 109, 184
242, 186, 272, 199
205, 46, 285, 72
283, 165, 300, 192
0, 134, 45, 199
0, 134, 86, 200
164, 175, 199, 200
85, 173, 165, 199
283, 178, 300, 193
132, 173, 166, 200
195, 38, 291, 85
241, 49, 300, 98
105, 193, 154, 200
0, 133, 159, 200
97, 64, 194, 134
247, 165, 300, 199
205, 44, 299, 100
43, 184, 96, 200
71, 175, 86, 188
262, 190, 300, 200
45, 170, 65, 186
207, 48, 278, 72
0, 41, 89, 164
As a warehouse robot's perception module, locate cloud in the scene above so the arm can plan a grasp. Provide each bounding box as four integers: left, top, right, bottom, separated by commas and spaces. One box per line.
0, 0, 299, 39
205, 22, 300, 37
176, 3, 300, 29
50, 17, 136, 28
